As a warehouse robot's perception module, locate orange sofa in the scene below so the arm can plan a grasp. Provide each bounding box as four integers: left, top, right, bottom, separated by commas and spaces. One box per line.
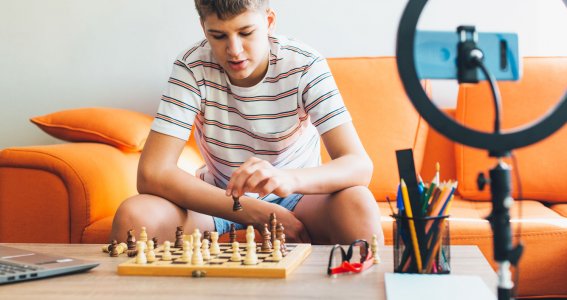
1, 57, 566, 298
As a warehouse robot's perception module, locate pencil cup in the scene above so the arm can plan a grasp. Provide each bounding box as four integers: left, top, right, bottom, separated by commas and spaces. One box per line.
393, 214, 451, 274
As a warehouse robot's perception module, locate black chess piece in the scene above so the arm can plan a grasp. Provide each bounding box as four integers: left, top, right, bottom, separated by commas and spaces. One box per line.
232, 195, 243, 211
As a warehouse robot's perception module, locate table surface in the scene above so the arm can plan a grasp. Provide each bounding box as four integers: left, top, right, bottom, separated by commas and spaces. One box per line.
0, 243, 497, 300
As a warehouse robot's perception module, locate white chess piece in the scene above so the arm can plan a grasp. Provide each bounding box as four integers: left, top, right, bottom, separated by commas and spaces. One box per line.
272, 240, 283, 262
243, 242, 258, 265
136, 241, 147, 264
139, 226, 148, 242
192, 235, 204, 265
210, 231, 221, 255
179, 240, 191, 263
193, 229, 202, 245
146, 240, 156, 263
371, 234, 381, 264
230, 242, 242, 262
162, 241, 172, 261
246, 225, 255, 248
201, 239, 211, 261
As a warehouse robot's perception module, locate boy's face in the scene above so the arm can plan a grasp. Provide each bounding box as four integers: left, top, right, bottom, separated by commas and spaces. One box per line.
201, 8, 275, 87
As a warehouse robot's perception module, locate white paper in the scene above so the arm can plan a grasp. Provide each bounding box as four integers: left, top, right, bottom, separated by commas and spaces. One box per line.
385, 273, 497, 300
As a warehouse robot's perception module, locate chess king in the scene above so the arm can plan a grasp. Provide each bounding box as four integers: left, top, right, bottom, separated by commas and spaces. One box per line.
110, 0, 384, 246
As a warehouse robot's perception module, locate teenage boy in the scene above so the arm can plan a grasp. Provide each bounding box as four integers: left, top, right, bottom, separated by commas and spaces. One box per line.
111, 0, 383, 245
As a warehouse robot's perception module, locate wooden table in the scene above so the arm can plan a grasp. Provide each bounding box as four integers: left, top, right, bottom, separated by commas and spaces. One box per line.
0, 244, 497, 299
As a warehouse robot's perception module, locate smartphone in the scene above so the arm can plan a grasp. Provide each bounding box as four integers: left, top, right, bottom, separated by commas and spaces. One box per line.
414, 30, 521, 81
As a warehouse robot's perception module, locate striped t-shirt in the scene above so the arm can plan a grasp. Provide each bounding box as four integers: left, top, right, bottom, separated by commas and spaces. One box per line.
151, 35, 352, 200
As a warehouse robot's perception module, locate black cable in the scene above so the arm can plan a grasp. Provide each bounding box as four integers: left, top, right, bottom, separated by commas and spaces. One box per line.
475, 58, 503, 134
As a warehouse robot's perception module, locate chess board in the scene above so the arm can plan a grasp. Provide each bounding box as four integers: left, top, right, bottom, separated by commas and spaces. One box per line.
117, 243, 312, 278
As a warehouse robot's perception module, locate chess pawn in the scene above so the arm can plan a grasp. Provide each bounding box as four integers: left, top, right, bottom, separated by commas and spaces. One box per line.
201, 239, 211, 261
152, 237, 158, 249
261, 224, 272, 252
210, 231, 221, 255
230, 242, 242, 262
371, 234, 381, 264
136, 242, 147, 264
179, 241, 191, 263
203, 230, 211, 242
229, 224, 237, 244
175, 226, 184, 248
127, 229, 136, 250
243, 242, 258, 265
146, 240, 156, 263
271, 240, 283, 262
139, 226, 148, 242
109, 240, 119, 257
192, 236, 204, 265
162, 241, 172, 261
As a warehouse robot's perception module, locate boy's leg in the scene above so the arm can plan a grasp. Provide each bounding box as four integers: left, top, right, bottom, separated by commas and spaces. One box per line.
110, 194, 215, 242
293, 186, 384, 245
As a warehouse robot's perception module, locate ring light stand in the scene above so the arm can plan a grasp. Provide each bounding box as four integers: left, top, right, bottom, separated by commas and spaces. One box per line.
395, 1, 567, 299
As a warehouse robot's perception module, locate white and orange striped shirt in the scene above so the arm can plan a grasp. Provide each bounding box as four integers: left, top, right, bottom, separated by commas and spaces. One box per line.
151, 35, 352, 200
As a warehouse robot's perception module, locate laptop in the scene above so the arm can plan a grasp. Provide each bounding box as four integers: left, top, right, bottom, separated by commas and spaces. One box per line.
0, 245, 99, 284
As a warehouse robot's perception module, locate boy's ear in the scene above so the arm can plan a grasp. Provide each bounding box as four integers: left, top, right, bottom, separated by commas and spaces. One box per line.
266, 8, 276, 34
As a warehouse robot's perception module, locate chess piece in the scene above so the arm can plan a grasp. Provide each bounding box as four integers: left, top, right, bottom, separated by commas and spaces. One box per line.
230, 242, 242, 262
201, 239, 211, 261
271, 239, 283, 262
118, 243, 127, 254
162, 241, 172, 261
179, 241, 191, 263
371, 234, 381, 264
232, 195, 243, 211
175, 226, 184, 248
210, 231, 221, 255
139, 226, 148, 242
270, 213, 277, 245
146, 241, 156, 263
276, 223, 287, 254
192, 234, 204, 265
229, 224, 237, 244
127, 229, 136, 250
243, 242, 258, 265
135, 242, 147, 264
261, 224, 272, 252
203, 230, 211, 242
109, 240, 119, 257
245, 225, 255, 248
152, 237, 158, 249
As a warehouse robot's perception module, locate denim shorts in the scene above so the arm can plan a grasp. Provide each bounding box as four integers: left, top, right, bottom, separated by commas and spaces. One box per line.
213, 193, 304, 235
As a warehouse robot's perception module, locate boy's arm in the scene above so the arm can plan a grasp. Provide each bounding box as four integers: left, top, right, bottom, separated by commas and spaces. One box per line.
289, 121, 372, 193
137, 130, 310, 241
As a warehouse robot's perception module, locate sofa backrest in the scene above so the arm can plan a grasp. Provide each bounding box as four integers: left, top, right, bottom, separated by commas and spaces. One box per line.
326, 57, 430, 201
455, 56, 567, 202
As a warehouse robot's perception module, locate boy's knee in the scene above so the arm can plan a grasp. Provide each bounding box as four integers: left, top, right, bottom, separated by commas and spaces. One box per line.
333, 186, 377, 212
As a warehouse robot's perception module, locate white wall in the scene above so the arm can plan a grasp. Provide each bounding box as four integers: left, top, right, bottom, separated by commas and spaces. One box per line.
1, 0, 566, 148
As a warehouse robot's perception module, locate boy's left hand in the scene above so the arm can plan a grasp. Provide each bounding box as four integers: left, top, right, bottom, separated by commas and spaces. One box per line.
226, 157, 298, 198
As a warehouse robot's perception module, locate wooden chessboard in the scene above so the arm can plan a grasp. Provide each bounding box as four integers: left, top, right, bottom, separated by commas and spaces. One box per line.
117, 243, 312, 278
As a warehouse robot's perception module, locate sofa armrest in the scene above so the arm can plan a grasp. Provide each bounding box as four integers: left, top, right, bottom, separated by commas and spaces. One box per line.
0, 143, 140, 243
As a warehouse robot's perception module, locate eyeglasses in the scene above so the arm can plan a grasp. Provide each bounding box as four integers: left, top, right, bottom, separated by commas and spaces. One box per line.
327, 239, 374, 276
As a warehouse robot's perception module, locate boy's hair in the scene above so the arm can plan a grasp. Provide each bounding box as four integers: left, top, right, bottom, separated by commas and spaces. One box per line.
195, 0, 269, 20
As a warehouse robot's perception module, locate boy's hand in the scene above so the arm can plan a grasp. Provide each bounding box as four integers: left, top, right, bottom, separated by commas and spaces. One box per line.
226, 157, 298, 199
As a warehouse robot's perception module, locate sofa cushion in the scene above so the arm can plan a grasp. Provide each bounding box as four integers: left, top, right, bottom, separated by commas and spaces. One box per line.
326, 57, 429, 201
31, 107, 153, 152
455, 57, 567, 202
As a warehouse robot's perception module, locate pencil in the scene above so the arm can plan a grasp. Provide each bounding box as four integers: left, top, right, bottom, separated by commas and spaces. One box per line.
401, 179, 423, 273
